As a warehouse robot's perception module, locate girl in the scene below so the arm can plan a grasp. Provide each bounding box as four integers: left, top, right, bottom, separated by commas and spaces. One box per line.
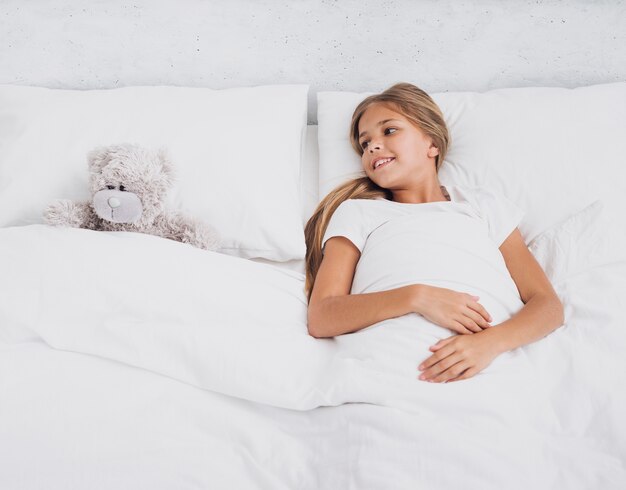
304, 83, 564, 384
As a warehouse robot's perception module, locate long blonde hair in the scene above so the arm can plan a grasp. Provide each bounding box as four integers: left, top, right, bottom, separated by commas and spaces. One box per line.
304, 83, 450, 301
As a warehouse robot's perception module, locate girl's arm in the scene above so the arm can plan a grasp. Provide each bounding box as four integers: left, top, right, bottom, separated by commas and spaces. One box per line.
481, 227, 564, 352
307, 237, 419, 338
307, 237, 494, 338
418, 228, 564, 383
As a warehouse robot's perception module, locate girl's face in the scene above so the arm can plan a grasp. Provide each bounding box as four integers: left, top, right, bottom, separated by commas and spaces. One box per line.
357, 103, 439, 190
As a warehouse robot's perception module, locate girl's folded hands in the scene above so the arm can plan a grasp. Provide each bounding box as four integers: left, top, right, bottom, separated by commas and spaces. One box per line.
417, 329, 504, 383
413, 284, 493, 335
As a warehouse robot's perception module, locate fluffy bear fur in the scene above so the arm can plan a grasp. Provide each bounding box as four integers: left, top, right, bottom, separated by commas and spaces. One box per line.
44, 143, 220, 251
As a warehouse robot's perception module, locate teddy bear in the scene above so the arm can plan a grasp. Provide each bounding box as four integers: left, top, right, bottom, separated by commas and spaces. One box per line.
44, 143, 220, 251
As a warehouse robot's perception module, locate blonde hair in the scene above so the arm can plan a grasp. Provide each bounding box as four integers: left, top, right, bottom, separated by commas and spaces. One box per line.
304, 83, 450, 301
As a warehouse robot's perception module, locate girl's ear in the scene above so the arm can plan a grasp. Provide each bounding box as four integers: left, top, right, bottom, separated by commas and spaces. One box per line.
428, 144, 440, 158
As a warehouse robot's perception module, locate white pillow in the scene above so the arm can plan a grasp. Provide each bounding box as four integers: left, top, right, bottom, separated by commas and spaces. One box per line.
528, 199, 626, 286
317, 83, 626, 244
0, 84, 308, 261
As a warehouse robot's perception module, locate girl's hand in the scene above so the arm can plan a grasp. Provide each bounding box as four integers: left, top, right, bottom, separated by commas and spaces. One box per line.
413, 285, 493, 335
417, 330, 503, 383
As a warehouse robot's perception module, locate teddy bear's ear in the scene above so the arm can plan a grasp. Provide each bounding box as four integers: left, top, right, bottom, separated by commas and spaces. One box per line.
157, 147, 175, 185
87, 146, 113, 174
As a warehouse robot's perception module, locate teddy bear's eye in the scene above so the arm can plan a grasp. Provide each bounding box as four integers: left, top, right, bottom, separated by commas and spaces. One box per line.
106, 185, 115, 190
119, 185, 126, 192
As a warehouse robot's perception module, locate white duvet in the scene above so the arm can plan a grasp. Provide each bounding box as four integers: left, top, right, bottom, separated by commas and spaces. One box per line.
1, 225, 626, 489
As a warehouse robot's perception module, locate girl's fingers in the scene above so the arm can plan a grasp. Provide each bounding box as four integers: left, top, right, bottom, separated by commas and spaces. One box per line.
431, 360, 469, 383
467, 300, 493, 324
451, 320, 473, 335
420, 342, 457, 373
463, 309, 490, 330
419, 353, 464, 382
458, 315, 482, 333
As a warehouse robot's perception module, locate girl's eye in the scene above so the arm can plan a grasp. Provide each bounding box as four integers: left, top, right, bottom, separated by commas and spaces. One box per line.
361, 140, 369, 149
385, 127, 397, 135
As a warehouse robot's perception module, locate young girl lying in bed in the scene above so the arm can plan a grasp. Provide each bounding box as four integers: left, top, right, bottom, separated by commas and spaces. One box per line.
304, 83, 564, 384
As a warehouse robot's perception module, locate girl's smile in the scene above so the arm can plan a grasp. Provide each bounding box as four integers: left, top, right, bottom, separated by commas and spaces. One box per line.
372, 156, 395, 170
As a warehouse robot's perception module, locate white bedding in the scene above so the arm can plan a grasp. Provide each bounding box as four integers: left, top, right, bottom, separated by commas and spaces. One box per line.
0, 225, 546, 413
1, 225, 626, 489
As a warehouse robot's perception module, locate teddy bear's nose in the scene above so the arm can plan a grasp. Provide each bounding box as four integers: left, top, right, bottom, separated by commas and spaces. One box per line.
108, 197, 121, 209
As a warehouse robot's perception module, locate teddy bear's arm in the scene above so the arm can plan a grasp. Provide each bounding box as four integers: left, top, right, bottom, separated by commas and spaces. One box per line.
153, 212, 220, 251
44, 200, 100, 230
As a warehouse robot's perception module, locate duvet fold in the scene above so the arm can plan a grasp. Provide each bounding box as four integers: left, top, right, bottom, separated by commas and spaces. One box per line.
0, 225, 347, 410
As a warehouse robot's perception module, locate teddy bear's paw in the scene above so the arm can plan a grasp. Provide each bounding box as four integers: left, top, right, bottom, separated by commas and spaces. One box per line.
154, 213, 220, 251
182, 223, 221, 251
44, 200, 89, 228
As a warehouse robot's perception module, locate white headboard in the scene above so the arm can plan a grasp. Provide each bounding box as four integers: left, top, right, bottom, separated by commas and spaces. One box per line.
1, 0, 624, 124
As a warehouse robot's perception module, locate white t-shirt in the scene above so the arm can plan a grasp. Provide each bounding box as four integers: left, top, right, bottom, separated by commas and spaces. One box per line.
321, 185, 526, 325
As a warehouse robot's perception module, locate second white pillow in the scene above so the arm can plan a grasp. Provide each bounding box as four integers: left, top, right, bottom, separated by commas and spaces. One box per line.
528, 200, 626, 285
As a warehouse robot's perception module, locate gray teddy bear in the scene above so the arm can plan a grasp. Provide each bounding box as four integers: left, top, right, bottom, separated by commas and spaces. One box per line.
44, 143, 220, 251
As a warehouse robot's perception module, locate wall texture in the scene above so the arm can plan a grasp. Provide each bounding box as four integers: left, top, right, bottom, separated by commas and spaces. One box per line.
1, 0, 625, 122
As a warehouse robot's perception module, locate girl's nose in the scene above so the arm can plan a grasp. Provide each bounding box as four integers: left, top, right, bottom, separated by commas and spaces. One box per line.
368, 142, 382, 152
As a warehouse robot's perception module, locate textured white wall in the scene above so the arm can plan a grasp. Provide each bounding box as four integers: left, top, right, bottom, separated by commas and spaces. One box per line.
1, 0, 625, 122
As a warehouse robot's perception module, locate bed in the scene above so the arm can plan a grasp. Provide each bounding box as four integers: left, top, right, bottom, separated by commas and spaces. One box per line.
1, 81, 626, 490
